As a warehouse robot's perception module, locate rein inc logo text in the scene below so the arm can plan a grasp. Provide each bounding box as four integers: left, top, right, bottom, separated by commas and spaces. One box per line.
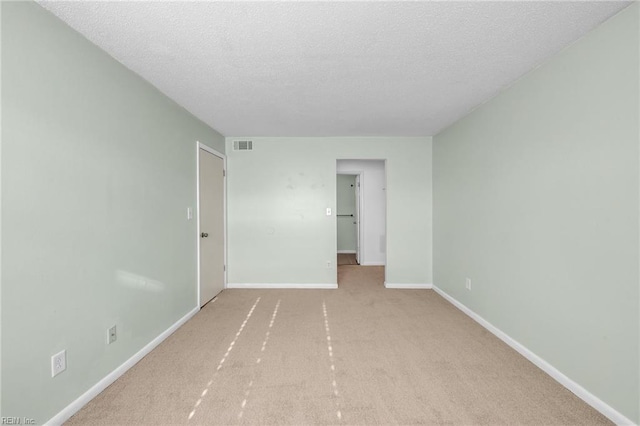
1, 418, 35, 425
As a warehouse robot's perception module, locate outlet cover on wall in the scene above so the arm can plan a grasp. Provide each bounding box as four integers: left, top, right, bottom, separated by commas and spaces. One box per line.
51, 350, 66, 377
465, 278, 472, 290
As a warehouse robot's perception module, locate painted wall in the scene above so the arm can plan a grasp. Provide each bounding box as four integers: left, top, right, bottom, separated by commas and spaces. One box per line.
1, 2, 224, 423
337, 160, 387, 265
433, 4, 638, 423
336, 174, 357, 253
225, 137, 431, 286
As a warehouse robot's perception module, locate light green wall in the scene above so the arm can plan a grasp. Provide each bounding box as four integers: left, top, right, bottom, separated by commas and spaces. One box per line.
336, 175, 357, 252
433, 4, 638, 423
1, 2, 224, 423
225, 137, 431, 285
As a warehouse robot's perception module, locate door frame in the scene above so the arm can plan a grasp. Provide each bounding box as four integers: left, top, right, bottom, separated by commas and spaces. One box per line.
336, 170, 364, 266
196, 141, 227, 308
336, 159, 388, 286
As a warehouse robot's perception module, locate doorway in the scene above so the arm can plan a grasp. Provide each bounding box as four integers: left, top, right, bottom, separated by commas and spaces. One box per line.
336, 160, 387, 275
197, 143, 226, 307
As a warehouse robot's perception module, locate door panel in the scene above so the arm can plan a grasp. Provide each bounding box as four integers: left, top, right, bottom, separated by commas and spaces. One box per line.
199, 148, 224, 306
355, 175, 361, 264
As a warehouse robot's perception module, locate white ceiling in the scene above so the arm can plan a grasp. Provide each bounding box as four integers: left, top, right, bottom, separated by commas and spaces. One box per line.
39, 1, 630, 137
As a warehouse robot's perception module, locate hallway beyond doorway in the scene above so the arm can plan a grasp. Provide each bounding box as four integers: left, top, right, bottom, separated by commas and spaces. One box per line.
337, 253, 358, 266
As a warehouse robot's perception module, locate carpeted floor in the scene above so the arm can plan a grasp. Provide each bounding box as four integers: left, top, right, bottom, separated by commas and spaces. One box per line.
337, 253, 358, 265
66, 265, 610, 425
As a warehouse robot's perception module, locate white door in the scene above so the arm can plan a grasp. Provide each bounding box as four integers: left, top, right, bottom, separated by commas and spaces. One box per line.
199, 148, 225, 306
355, 175, 361, 265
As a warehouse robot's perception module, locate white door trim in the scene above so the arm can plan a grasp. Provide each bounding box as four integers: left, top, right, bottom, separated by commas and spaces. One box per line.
196, 142, 227, 308
382, 159, 388, 285
336, 159, 388, 285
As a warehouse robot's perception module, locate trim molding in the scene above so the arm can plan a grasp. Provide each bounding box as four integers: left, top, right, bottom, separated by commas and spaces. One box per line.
226, 283, 338, 289
337, 250, 356, 254
384, 282, 433, 289
431, 285, 635, 426
45, 307, 200, 426
360, 261, 385, 266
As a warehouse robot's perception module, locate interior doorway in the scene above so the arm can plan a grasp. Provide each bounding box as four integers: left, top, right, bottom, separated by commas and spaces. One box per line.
336, 160, 387, 281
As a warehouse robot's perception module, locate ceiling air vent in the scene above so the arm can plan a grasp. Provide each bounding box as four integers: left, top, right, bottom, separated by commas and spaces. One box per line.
233, 140, 253, 151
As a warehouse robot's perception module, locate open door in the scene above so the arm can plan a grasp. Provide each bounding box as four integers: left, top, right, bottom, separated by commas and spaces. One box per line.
198, 145, 225, 307
354, 175, 361, 265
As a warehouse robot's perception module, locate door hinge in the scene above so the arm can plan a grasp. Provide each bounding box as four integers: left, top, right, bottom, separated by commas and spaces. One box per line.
224, 265, 226, 271
223, 169, 226, 177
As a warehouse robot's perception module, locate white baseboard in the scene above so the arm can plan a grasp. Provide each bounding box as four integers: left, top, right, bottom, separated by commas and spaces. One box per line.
384, 282, 433, 289
360, 261, 385, 266
45, 307, 200, 426
431, 285, 635, 426
227, 283, 338, 289
337, 250, 356, 254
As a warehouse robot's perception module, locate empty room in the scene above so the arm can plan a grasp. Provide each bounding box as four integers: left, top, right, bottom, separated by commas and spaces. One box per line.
1, 1, 638, 425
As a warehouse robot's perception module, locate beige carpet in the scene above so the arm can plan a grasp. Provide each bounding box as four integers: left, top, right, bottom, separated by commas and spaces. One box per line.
337, 253, 358, 265
66, 266, 610, 425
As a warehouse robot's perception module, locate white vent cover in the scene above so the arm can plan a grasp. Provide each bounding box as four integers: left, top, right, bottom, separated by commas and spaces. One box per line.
233, 140, 253, 151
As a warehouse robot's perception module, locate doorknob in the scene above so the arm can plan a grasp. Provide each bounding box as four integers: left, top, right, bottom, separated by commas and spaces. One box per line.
201, 232, 209, 238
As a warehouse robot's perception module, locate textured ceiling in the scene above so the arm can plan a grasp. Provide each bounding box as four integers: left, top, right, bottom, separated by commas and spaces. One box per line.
39, 1, 630, 137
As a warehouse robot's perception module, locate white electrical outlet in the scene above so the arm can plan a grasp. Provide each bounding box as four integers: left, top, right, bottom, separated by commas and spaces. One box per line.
326, 260, 331, 269
108, 325, 117, 344
187, 207, 193, 220
51, 350, 66, 377
465, 278, 472, 290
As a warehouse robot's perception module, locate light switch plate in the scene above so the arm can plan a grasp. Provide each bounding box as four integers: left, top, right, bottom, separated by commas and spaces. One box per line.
326, 208, 332, 216
108, 325, 117, 344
